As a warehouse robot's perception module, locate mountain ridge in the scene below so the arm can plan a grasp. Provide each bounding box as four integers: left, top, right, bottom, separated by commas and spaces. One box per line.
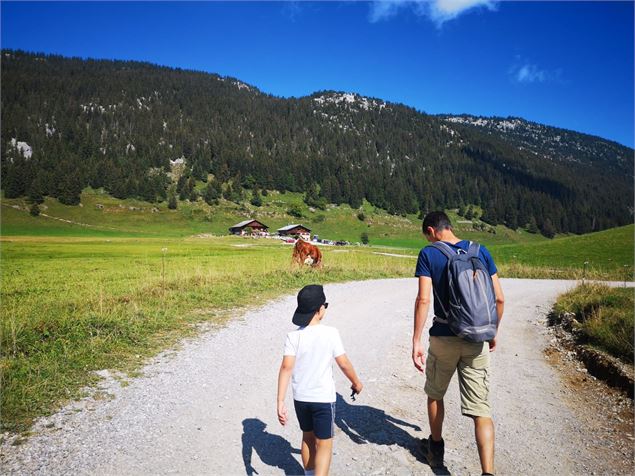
1, 49, 633, 236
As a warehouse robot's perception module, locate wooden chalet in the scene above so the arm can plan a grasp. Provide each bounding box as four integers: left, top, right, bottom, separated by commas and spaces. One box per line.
229, 219, 269, 236
277, 224, 311, 241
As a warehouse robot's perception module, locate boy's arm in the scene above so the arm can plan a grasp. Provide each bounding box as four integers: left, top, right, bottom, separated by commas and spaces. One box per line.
276, 355, 295, 425
335, 354, 363, 394
412, 276, 432, 372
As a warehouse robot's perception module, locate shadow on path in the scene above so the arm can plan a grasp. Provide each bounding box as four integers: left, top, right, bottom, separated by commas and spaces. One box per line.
241, 418, 303, 475
335, 393, 451, 475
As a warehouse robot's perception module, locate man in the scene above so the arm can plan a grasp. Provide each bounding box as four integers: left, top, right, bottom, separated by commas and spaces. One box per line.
412, 211, 505, 476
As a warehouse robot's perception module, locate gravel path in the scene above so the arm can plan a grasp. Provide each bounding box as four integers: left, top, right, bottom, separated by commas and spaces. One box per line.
1, 278, 631, 475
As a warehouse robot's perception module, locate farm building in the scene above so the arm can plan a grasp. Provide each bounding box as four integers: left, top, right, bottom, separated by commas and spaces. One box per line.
229, 219, 269, 236
278, 224, 311, 241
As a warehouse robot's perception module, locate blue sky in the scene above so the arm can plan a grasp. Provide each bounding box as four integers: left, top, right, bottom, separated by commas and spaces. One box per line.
2, 1, 634, 147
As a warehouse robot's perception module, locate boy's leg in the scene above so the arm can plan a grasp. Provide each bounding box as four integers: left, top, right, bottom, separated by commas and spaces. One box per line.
301, 431, 317, 471
314, 437, 333, 476
427, 397, 444, 442
294, 401, 317, 472
310, 402, 335, 476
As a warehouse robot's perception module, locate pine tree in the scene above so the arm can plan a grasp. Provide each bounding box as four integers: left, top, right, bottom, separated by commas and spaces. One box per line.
58, 171, 82, 205
27, 176, 45, 204
250, 188, 262, 207
204, 180, 220, 205
168, 191, 178, 210
540, 218, 556, 239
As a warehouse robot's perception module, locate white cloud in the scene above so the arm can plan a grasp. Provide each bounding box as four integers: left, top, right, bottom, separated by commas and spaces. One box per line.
515, 64, 547, 83
509, 60, 564, 84
369, 0, 497, 26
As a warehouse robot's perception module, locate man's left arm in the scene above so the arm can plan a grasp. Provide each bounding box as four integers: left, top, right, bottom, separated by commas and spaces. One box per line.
412, 276, 432, 372
489, 273, 505, 352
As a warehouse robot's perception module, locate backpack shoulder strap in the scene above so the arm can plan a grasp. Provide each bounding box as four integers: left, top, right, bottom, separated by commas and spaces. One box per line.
431, 241, 456, 259
467, 241, 481, 257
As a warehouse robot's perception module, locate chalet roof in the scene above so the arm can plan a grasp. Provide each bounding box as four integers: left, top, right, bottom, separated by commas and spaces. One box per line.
230, 219, 268, 229
278, 224, 311, 232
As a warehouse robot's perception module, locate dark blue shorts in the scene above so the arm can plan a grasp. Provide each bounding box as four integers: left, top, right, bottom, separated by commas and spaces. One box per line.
293, 400, 336, 440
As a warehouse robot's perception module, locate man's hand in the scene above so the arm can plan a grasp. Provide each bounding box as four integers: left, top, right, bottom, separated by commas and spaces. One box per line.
277, 401, 288, 425
489, 337, 497, 352
412, 342, 425, 372
351, 380, 363, 395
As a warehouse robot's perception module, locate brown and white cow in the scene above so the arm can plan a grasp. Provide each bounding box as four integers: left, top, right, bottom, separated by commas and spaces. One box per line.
292, 239, 323, 268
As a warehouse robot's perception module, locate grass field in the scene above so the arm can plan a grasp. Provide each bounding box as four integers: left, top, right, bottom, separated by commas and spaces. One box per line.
0, 235, 416, 432
492, 225, 634, 281
1, 189, 633, 433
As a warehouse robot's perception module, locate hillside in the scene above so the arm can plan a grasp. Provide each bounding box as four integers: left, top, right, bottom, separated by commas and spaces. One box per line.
1, 187, 546, 248
1, 50, 633, 237
493, 224, 634, 279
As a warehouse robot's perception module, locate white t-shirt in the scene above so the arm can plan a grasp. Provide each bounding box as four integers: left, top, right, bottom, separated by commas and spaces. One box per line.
283, 324, 345, 403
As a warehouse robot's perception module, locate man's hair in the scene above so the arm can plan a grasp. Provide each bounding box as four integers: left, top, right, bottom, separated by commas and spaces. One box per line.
422, 211, 453, 234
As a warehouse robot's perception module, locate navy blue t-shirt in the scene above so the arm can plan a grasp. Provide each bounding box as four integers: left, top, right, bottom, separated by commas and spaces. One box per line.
414, 240, 498, 336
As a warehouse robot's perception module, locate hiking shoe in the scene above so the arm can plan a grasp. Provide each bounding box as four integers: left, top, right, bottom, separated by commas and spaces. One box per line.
419, 435, 444, 468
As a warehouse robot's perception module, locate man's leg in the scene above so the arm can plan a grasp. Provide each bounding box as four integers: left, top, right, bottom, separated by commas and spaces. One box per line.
301, 431, 316, 472
314, 437, 333, 476
427, 397, 445, 442
473, 416, 495, 474
458, 342, 494, 475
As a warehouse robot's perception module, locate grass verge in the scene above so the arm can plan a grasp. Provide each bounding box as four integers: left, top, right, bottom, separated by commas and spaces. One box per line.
551, 283, 634, 363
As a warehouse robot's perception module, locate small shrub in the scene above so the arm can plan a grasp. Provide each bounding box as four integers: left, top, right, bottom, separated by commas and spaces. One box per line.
287, 204, 303, 218
361, 232, 369, 245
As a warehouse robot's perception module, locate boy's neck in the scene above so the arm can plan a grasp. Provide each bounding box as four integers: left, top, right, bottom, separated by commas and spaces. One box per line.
307, 315, 322, 326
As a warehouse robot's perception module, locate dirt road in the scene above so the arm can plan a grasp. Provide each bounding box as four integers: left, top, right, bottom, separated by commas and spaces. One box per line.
2, 278, 632, 475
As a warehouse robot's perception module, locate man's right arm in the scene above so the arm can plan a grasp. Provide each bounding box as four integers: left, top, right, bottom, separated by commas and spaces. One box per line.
412, 276, 432, 372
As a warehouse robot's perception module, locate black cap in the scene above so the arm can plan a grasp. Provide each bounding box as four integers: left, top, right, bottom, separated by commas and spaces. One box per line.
292, 284, 326, 326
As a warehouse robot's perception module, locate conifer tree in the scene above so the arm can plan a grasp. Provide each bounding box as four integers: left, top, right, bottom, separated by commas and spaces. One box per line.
168, 191, 178, 210
250, 187, 262, 207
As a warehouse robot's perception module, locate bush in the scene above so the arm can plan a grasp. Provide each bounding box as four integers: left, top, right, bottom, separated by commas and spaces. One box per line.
287, 204, 303, 218
29, 203, 40, 216
361, 232, 369, 245
357, 211, 366, 221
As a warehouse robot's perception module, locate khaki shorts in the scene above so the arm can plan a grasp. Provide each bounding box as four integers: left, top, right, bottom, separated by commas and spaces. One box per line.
424, 336, 491, 418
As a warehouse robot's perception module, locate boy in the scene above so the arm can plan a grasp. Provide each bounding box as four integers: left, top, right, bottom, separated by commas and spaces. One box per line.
277, 284, 363, 476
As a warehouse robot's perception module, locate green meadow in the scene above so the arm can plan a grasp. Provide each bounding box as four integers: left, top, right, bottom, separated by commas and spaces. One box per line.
1, 189, 633, 432
0, 235, 415, 432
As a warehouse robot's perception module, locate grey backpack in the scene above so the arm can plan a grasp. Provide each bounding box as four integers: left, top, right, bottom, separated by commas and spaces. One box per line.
431, 241, 497, 342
